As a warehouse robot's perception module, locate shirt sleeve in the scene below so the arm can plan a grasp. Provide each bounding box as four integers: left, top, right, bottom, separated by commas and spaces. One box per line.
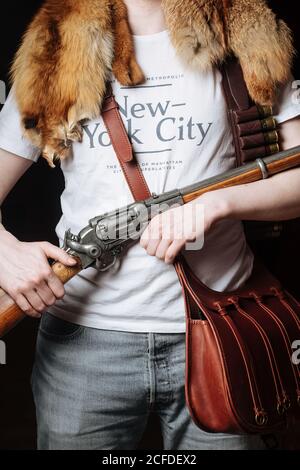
0, 87, 40, 162
274, 77, 300, 124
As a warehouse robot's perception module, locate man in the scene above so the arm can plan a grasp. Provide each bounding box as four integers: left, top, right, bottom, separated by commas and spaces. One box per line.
0, 0, 300, 450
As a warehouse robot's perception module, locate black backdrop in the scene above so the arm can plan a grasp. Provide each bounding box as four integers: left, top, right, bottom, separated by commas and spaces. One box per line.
0, 1, 299, 450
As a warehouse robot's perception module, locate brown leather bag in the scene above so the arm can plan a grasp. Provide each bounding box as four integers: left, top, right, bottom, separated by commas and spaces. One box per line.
101, 60, 300, 435
175, 256, 300, 434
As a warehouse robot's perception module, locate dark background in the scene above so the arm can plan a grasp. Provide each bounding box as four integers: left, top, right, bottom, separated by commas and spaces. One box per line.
0, 1, 300, 450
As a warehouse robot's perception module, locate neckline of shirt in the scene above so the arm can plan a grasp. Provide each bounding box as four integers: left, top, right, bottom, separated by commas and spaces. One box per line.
133, 29, 169, 42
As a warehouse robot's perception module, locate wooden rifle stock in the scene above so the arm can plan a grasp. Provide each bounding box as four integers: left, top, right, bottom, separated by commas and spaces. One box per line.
1, 145, 300, 337
0, 261, 82, 337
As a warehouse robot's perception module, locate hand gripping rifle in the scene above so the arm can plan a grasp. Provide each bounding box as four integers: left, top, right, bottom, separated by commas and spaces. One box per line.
1, 145, 300, 337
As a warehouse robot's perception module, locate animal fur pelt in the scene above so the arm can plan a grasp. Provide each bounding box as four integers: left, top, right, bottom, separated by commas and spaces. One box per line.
10, 0, 294, 166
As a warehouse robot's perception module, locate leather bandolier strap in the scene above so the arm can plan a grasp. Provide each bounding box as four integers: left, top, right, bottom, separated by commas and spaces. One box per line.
221, 58, 283, 240
221, 58, 280, 167
102, 60, 281, 199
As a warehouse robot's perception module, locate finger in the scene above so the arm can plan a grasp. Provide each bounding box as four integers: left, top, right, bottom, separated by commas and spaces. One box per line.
40, 242, 77, 266
145, 238, 161, 256
165, 240, 185, 264
140, 225, 151, 248
140, 216, 161, 247
15, 293, 41, 318
155, 239, 172, 261
140, 225, 161, 255
25, 290, 47, 314
35, 280, 57, 307
47, 271, 65, 300
140, 234, 148, 249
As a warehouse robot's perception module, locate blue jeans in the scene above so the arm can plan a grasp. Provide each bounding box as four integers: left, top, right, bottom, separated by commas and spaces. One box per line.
31, 312, 270, 450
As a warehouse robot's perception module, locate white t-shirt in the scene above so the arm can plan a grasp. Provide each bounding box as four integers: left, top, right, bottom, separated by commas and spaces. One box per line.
1, 30, 300, 333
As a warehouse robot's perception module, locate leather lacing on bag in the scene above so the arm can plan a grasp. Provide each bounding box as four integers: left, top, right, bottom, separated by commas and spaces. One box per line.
214, 301, 269, 426
272, 288, 300, 328
227, 297, 291, 417
251, 291, 300, 406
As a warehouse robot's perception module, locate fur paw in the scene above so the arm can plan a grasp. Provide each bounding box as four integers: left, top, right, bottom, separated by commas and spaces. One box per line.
113, 59, 145, 86
129, 57, 145, 85
66, 123, 83, 144
42, 137, 73, 167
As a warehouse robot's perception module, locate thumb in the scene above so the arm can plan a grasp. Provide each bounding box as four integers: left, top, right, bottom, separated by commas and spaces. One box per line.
40, 242, 78, 266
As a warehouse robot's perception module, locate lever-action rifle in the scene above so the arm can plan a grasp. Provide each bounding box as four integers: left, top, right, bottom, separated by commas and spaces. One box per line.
1, 145, 300, 337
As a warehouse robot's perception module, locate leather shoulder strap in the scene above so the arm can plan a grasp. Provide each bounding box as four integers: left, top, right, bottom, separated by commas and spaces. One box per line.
221, 58, 251, 112
220, 58, 280, 166
101, 84, 151, 201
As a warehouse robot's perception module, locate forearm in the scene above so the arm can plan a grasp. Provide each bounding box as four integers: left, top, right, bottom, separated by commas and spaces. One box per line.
210, 117, 300, 223
214, 167, 300, 222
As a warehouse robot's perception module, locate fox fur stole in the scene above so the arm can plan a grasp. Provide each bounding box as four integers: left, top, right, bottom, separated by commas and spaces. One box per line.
10, 0, 294, 166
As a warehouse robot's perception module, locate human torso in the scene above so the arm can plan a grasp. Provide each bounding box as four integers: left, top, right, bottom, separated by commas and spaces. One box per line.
48, 30, 253, 332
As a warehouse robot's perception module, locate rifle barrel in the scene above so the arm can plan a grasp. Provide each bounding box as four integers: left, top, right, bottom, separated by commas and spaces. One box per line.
181, 145, 300, 203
